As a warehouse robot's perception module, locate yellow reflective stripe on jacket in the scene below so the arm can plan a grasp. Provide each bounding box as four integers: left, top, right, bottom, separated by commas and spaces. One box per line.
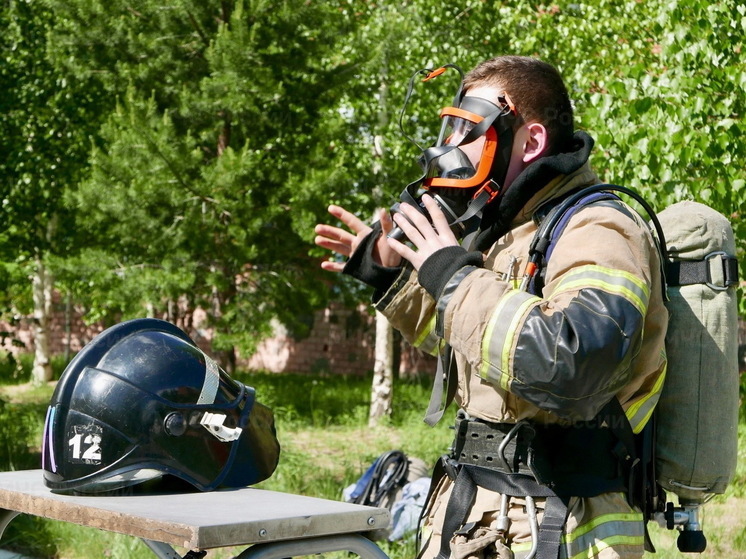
560, 511, 644, 559
480, 289, 542, 390
625, 349, 667, 433
550, 265, 650, 317
514, 536, 644, 559
414, 314, 441, 356
562, 535, 644, 559
507, 510, 644, 559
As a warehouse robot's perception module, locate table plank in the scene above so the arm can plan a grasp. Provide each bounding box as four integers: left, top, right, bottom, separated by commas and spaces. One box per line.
0, 470, 389, 550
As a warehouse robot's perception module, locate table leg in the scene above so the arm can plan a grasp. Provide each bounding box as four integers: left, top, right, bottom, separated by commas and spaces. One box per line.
0, 510, 20, 540
233, 534, 390, 559
140, 539, 188, 559
141, 539, 209, 559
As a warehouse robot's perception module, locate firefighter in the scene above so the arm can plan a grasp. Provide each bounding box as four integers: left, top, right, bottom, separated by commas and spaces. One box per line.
314, 55, 667, 559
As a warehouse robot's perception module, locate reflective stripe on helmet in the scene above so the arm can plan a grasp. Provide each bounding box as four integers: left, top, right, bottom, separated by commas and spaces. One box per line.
42, 405, 57, 473
197, 353, 221, 405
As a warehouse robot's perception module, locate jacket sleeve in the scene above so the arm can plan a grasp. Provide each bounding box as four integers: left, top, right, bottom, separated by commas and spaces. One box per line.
342, 221, 403, 300
373, 266, 445, 357
341, 222, 447, 356
439, 205, 662, 422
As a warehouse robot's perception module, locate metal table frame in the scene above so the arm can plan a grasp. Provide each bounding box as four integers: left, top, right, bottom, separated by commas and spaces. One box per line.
0, 470, 390, 559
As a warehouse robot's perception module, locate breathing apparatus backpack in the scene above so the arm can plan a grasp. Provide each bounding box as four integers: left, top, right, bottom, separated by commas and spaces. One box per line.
529, 184, 740, 553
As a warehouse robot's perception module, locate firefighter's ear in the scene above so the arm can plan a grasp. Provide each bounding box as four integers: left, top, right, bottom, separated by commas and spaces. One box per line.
518, 122, 549, 164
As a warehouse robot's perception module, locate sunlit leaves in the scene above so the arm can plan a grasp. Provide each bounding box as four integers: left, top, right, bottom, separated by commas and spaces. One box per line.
3, 0, 744, 347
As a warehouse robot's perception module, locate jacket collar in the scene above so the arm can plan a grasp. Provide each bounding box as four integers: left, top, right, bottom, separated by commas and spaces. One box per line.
475, 131, 599, 251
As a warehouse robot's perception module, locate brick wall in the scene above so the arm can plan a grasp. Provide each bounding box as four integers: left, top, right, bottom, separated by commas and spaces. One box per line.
0, 296, 104, 358
246, 305, 376, 375
5, 295, 741, 376
244, 304, 438, 376
0, 298, 437, 377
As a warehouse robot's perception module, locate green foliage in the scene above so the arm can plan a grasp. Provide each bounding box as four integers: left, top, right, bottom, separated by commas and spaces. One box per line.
4, 0, 743, 358
728, 422, 746, 497
0, 0, 107, 291
0, 353, 68, 385
41, 0, 358, 357
0, 262, 33, 356
0, 0, 110, 384
0, 398, 41, 471
307, 0, 745, 313
735, 525, 746, 553
236, 370, 441, 429
538, 0, 745, 309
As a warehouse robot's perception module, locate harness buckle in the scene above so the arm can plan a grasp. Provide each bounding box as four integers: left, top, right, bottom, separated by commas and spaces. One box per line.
442, 455, 460, 481
473, 179, 501, 205
705, 251, 738, 290
497, 420, 535, 473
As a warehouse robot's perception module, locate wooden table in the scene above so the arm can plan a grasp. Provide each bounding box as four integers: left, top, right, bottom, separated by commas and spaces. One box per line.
0, 470, 391, 559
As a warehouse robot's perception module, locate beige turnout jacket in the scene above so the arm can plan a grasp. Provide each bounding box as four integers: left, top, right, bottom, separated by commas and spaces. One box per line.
375, 162, 668, 558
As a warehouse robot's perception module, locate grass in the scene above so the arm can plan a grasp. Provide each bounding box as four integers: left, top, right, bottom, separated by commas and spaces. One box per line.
0, 370, 743, 558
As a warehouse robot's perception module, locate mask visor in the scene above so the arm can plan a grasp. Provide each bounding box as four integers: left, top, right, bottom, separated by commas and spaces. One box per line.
424, 106, 498, 190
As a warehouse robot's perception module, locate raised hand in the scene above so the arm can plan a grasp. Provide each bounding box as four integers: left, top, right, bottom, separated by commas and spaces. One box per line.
314, 205, 401, 272
386, 194, 459, 271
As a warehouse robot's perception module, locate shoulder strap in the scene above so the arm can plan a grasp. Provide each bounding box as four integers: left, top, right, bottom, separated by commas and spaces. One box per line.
667, 253, 739, 288
528, 185, 666, 551
527, 190, 621, 294
526, 184, 668, 299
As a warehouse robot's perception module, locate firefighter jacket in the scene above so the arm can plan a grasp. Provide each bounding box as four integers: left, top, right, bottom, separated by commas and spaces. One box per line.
344, 131, 668, 558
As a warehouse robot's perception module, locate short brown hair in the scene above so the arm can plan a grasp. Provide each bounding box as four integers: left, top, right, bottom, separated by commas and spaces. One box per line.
463, 56, 574, 154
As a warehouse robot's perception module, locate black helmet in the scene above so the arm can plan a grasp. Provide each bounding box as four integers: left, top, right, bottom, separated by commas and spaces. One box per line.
41, 318, 280, 493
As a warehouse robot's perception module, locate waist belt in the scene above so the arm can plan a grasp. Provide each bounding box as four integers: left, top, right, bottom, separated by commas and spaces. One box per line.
452, 417, 536, 475
450, 415, 627, 497
434, 402, 640, 559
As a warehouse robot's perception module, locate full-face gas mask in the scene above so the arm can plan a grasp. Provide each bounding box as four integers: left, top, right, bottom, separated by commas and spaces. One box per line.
389, 64, 518, 243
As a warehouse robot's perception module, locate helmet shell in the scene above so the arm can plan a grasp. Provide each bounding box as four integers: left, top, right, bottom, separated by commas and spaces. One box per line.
42, 318, 280, 493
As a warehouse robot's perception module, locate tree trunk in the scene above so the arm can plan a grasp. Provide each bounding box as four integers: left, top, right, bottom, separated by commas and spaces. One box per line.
32, 258, 54, 385
209, 267, 237, 373
64, 290, 72, 363
367, 55, 397, 427
369, 310, 394, 427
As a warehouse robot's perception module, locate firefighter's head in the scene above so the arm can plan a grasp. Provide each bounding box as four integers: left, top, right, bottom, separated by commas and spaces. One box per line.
390, 57, 576, 243
460, 56, 575, 192
421, 56, 574, 201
